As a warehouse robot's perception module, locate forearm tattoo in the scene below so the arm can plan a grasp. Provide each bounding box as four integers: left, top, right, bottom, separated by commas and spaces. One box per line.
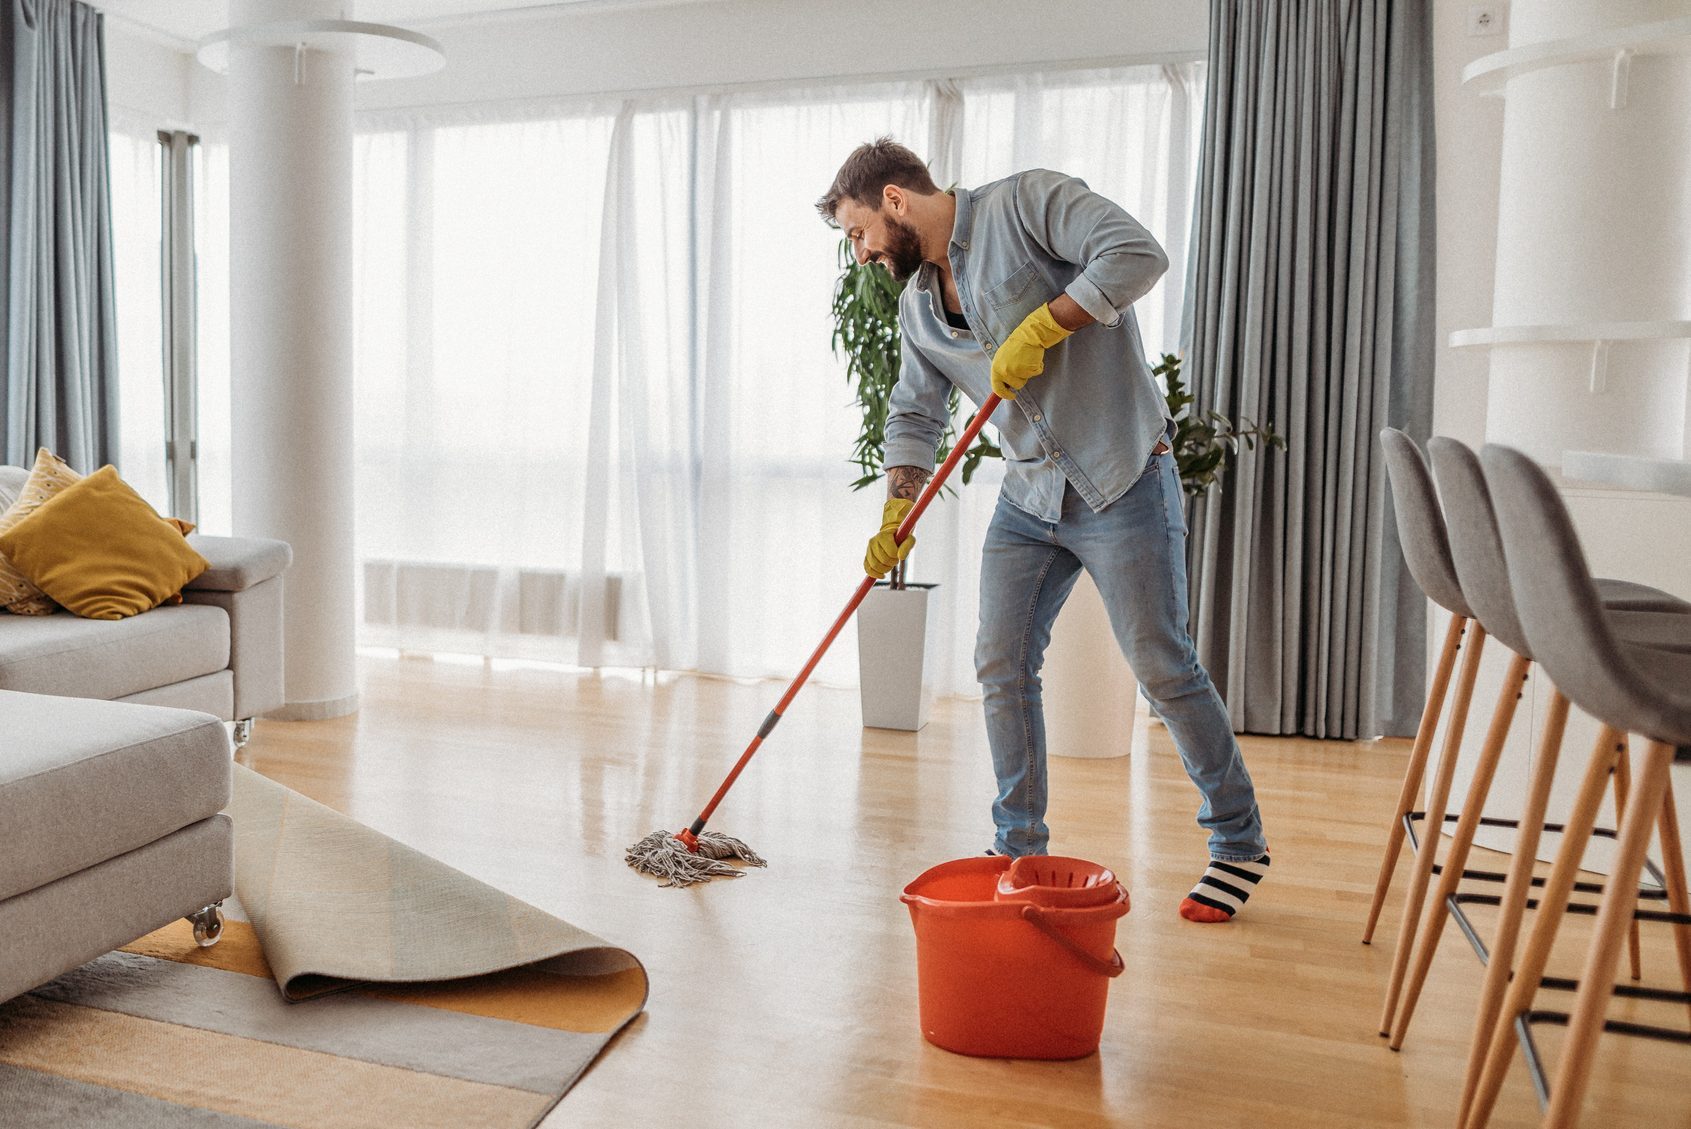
886, 465, 932, 501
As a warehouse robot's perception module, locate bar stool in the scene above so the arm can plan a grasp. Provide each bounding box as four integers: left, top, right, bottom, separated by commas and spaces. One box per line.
1368, 431, 1689, 1037
1369, 431, 1487, 956
1464, 444, 1691, 1128
1385, 437, 1691, 1055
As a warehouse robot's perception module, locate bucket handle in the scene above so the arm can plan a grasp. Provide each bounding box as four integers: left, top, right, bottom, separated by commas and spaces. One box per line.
1020, 905, 1125, 978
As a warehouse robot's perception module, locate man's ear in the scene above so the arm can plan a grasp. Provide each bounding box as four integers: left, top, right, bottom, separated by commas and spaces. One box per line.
883, 183, 906, 215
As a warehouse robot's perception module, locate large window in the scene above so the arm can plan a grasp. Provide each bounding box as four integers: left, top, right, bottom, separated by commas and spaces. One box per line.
196, 141, 233, 535
188, 63, 1205, 691
108, 125, 209, 524
107, 127, 169, 510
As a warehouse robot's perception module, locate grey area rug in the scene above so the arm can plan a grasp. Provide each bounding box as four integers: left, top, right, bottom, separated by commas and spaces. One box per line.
0, 765, 648, 1128
227, 765, 644, 1001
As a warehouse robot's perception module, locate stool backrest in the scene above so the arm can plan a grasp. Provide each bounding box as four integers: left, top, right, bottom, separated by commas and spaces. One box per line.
1481, 443, 1688, 745
1379, 429, 1472, 619
1428, 437, 1531, 658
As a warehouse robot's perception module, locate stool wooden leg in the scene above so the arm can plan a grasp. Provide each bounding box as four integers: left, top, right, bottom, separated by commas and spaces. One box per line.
1543, 741, 1675, 1129
1365, 614, 1467, 944
1380, 624, 1488, 1037
1457, 689, 1569, 1124
1391, 653, 1532, 1050
1463, 726, 1624, 1129
1612, 741, 1643, 982
1654, 775, 1691, 1014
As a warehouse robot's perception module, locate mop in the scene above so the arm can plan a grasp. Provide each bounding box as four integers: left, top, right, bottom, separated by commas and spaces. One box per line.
626, 393, 1006, 886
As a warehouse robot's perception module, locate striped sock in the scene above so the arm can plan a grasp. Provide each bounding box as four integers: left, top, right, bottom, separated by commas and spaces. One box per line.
1180, 854, 1270, 923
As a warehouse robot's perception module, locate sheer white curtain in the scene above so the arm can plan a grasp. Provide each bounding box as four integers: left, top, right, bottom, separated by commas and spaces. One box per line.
195, 140, 233, 534
352, 108, 623, 659
956, 64, 1205, 356
686, 85, 937, 684
917, 63, 1207, 693
105, 121, 233, 529
106, 123, 169, 508
190, 62, 1203, 693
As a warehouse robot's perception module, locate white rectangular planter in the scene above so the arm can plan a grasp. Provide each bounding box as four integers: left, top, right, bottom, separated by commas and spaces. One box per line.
857, 582, 938, 732
1043, 571, 1140, 759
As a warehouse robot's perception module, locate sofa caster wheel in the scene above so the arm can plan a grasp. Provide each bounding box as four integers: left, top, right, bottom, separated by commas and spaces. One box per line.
189, 903, 224, 947
232, 719, 254, 749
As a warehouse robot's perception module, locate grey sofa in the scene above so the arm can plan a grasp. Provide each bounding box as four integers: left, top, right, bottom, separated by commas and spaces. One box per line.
0, 692, 232, 1002
0, 463, 293, 1003
0, 463, 292, 739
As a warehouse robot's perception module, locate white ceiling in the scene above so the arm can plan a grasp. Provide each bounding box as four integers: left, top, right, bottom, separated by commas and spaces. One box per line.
92, 0, 711, 49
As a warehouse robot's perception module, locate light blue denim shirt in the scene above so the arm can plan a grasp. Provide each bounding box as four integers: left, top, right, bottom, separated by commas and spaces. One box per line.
882, 169, 1172, 522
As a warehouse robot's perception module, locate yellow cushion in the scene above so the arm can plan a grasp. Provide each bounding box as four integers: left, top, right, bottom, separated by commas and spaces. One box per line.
0, 448, 83, 615
0, 466, 210, 621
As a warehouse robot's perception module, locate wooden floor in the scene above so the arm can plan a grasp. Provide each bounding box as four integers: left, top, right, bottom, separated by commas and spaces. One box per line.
239, 655, 1691, 1128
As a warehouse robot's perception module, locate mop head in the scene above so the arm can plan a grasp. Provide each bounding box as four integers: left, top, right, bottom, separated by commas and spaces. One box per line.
625, 829, 768, 887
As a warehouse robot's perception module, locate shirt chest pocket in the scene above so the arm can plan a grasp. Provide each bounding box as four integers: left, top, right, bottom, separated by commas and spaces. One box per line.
983, 259, 1041, 312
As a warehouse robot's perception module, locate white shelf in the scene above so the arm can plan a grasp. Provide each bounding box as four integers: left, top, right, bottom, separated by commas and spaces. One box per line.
1449, 320, 1691, 393
1450, 320, 1691, 348
1563, 451, 1691, 499
1463, 16, 1691, 105
197, 20, 445, 82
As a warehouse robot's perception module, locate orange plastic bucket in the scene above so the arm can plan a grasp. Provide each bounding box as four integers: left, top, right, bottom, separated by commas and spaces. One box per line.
900, 856, 1130, 1059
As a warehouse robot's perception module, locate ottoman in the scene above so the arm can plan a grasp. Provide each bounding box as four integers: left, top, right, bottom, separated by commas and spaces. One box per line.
0, 690, 233, 1003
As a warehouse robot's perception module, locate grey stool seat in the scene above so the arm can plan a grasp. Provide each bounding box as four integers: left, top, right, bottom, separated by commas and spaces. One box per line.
1463, 444, 1691, 1129
1485, 443, 1691, 749
1610, 642, 1691, 740
1609, 642, 1691, 706
1365, 431, 1484, 958
1609, 610, 1691, 652
1594, 578, 1691, 613
1368, 430, 1691, 1040
1381, 437, 1691, 1059
1382, 430, 1475, 620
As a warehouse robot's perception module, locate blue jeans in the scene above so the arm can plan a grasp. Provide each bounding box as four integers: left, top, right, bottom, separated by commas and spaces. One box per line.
977, 446, 1267, 862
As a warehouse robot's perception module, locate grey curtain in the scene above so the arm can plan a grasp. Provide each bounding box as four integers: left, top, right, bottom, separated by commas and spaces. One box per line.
1184, 0, 1435, 739
0, 0, 118, 468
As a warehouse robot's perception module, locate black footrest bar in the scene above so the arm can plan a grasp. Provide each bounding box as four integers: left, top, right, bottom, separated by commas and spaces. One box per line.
1524, 1008, 1691, 1044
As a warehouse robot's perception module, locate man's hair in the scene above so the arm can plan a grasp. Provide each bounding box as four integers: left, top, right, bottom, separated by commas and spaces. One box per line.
816, 136, 940, 226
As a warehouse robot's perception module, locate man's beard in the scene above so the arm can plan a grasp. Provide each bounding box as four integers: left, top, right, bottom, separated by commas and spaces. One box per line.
880, 214, 925, 282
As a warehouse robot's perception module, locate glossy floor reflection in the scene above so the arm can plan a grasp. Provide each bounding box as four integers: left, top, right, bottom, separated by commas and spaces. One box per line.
237, 654, 1690, 1128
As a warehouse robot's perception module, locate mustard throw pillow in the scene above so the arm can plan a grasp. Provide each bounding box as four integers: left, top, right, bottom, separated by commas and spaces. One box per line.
0, 448, 82, 614
0, 466, 210, 620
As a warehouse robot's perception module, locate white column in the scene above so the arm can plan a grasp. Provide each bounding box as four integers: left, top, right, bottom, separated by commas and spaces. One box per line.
1484, 0, 1691, 465
1044, 574, 1141, 759
228, 0, 359, 719
1466, 0, 1691, 866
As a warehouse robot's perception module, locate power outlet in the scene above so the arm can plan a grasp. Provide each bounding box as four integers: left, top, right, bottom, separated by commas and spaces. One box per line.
1468, 3, 1506, 37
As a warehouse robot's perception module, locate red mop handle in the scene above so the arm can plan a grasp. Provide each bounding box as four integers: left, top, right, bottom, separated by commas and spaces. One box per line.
682, 393, 1004, 840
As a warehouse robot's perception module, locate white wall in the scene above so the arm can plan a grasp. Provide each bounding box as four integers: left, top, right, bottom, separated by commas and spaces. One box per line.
1431, 2, 1506, 446
103, 17, 191, 129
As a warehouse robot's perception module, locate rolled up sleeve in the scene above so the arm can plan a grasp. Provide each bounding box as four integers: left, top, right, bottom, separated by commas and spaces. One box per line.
882, 327, 951, 472
1015, 169, 1168, 329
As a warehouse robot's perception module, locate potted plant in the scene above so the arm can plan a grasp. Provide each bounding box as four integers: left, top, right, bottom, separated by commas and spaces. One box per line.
1152, 352, 1284, 498
831, 241, 970, 730
829, 240, 1282, 735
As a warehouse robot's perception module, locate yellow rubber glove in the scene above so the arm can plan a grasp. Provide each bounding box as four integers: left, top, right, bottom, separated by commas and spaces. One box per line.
863, 497, 916, 578
990, 303, 1074, 400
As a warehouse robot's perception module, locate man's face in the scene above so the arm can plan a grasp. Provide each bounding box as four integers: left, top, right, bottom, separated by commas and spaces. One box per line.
836, 194, 925, 283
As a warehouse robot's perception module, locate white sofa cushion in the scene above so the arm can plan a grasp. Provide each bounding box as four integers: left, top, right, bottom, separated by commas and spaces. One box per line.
0, 604, 230, 701
0, 690, 230, 902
